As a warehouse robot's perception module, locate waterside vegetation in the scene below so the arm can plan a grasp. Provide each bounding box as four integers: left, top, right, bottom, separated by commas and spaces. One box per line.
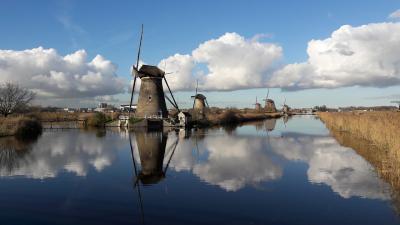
320, 111, 400, 212
318, 111, 400, 154
0, 116, 42, 138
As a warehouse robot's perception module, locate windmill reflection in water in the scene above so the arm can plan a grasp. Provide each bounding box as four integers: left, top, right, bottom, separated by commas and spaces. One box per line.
128, 130, 180, 224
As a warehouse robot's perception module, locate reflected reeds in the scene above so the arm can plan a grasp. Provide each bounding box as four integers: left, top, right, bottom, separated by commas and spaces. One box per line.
328, 128, 400, 213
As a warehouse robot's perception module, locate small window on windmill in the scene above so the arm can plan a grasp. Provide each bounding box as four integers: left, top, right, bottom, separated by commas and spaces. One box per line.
148, 95, 152, 101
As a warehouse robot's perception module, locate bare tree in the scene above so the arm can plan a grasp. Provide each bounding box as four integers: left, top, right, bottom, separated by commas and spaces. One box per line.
0, 83, 35, 117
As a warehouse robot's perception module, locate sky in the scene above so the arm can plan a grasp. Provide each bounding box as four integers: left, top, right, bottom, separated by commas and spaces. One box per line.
0, 0, 400, 109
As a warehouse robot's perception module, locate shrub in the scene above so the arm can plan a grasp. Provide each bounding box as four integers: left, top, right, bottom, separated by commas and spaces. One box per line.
14, 118, 42, 139
219, 110, 240, 124
129, 117, 143, 125
87, 112, 110, 127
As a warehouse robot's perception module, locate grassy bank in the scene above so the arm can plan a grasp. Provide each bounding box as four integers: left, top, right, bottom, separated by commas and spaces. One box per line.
0, 116, 42, 138
204, 109, 281, 126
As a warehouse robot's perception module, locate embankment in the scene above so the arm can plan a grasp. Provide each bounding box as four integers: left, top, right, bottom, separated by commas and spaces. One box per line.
318, 111, 400, 153
204, 110, 282, 127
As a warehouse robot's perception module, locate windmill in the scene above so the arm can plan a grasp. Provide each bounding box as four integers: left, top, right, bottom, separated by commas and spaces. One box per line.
191, 80, 209, 120
281, 97, 290, 115
253, 96, 261, 112
262, 88, 277, 113
128, 25, 180, 123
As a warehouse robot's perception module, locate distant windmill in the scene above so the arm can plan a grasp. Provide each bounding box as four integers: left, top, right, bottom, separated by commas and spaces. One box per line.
128, 25, 180, 122
253, 96, 261, 112
191, 80, 209, 120
281, 97, 290, 115
262, 88, 277, 113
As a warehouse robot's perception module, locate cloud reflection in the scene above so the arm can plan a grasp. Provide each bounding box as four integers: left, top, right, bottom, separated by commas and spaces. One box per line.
166, 130, 390, 199
0, 124, 391, 200
270, 134, 390, 199
0, 131, 126, 179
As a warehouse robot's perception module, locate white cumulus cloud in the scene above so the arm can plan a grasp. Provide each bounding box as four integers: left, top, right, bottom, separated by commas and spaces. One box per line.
158, 54, 195, 91
269, 22, 400, 90
159, 32, 282, 91
0, 47, 126, 99
389, 9, 400, 19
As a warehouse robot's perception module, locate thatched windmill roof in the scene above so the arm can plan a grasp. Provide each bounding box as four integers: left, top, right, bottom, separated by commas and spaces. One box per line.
192, 93, 207, 100
135, 65, 165, 78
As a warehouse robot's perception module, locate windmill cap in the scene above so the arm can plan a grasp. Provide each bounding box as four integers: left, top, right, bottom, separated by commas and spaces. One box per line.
137, 65, 165, 78
266, 99, 275, 103
192, 93, 206, 100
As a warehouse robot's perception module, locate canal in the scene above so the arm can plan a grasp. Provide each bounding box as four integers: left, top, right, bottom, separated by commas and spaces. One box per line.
0, 116, 398, 225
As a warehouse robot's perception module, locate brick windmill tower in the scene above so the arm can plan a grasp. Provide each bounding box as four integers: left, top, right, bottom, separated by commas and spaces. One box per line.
128, 25, 180, 125
191, 80, 209, 120
254, 97, 261, 112
263, 89, 277, 113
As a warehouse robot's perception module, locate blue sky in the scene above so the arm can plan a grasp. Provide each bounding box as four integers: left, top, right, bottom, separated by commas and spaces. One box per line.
1, 0, 400, 108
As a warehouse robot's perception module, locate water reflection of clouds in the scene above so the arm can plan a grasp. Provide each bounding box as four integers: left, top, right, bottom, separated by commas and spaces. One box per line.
0, 125, 391, 200
132, 133, 283, 191
0, 131, 126, 179
167, 130, 390, 199
269, 134, 391, 200
193, 136, 282, 191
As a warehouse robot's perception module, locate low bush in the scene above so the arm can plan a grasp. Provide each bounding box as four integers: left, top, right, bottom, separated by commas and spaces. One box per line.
15, 118, 42, 139
0, 116, 42, 138
129, 117, 143, 125
87, 112, 111, 127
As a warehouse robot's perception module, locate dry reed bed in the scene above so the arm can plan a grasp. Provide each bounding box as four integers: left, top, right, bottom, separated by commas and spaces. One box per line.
0, 117, 22, 136
318, 111, 400, 154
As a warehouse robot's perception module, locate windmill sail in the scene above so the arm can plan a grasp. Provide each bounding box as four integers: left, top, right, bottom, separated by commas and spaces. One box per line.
129, 24, 144, 116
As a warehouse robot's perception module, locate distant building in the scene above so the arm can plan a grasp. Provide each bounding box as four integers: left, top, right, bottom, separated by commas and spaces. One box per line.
95, 103, 116, 113
99, 103, 108, 108
78, 108, 90, 113
63, 108, 76, 113
120, 104, 137, 112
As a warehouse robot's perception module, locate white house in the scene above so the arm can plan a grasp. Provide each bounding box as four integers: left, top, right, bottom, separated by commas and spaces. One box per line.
178, 111, 192, 127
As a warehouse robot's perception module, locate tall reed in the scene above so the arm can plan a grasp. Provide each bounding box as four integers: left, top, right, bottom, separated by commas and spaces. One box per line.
319, 111, 400, 155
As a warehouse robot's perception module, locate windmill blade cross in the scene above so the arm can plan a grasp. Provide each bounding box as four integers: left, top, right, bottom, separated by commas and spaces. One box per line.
195, 80, 198, 95
136, 24, 143, 69
129, 24, 144, 117
163, 76, 180, 112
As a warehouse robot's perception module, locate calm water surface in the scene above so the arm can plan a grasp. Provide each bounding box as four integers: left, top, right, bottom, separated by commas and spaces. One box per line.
0, 116, 399, 225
